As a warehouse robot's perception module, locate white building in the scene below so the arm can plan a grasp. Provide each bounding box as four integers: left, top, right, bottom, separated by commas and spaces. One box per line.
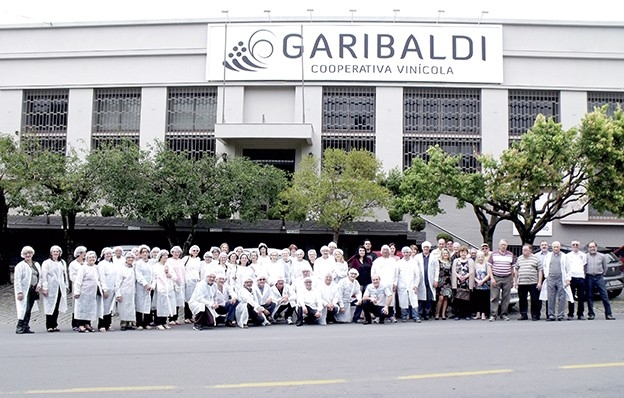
0, 18, 623, 247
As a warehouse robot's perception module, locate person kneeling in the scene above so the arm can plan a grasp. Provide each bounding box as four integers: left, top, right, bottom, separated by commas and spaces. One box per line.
296, 277, 323, 326
362, 276, 392, 324
189, 273, 218, 331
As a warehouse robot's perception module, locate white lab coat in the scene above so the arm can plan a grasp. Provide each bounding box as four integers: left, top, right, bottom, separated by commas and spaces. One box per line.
97, 260, 118, 315
152, 262, 177, 317
134, 258, 154, 314
115, 264, 136, 322
266, 261, 286, 285
68, 259, 83, 285
313, 257, 335, 283
252, 283, 273, 306
188, 280, 218, 322
397, 257, 420, 309
236, 266, 256, 292
166, 257, 185, 307
270, 283, 297, 317
335, 277, 362, 323
319, 281, 342, 325
40, 259, 68, 315
371, 256, 399, 288
235, 286, 267, 328
540, 252, 574, 302
183, 256, 202, 302
333, 261, 348, 284
73, 265, 103, 321
297, 287, 324, 311
13, 260, 41, 319
415, 253, 440, 300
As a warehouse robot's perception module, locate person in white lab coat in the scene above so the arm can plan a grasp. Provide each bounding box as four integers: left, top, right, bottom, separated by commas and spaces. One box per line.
270, 276, 297, 324
14, 246, 41, 334
371, 245, 399, 323
397, 247, 421, 322
313, 246, 334, 282
336, 269, 362, 323
183, 245, 202, 323
68, 245, 86, 331
214, 273, 238, 327
134, 245, 154, 330
235, 276, 270, 328
332, 249, 349, 284
167, 246, 185, 325
319, 273, 342, 325
73, 251, 103, 333
296, 276, 323, 326
41, 245, 68, 332
152, 250, 176, 330
189, 272, 219, 331
115, 252, 137, 330
252, 274, 275, 322
415, 241, 440, 321
112, 246, 125, 268
97, 247, 117, 332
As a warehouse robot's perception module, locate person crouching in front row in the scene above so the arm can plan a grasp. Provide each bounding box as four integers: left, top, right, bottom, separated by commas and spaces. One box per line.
362, 275, 393, 324
296, 276, 323, 326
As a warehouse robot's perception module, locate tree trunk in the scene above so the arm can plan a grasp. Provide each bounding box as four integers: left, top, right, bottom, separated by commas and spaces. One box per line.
182, 214, 199, 255
159, 220, 180, 250
333, 229, 340, 245
472, 205, 500, 247
62, 211, 77, 263
0, 189, 10, 284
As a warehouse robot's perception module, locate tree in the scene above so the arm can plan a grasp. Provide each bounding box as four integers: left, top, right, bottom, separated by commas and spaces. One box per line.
19, 147, 101, 262
398, 109, 624, 245
92, 143, 287, 252
280, 149, 392, 244
0, 136, 29, 283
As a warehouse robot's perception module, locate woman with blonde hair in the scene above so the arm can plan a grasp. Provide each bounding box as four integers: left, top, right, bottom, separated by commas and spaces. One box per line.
41, 245, 68, 332
435, 248, 453, 320
73, 251, 102, 333
14, 246, 41, 334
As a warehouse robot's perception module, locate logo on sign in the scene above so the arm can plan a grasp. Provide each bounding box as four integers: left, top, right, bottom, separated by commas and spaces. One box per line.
223, 29, 276, 72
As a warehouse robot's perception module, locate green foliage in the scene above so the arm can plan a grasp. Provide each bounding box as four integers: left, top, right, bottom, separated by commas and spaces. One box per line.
410, 216, 426, 232
280, 149, 392, 243
388, 207, 404, 222
436, 232, 453, 242
100, 205, 116, 217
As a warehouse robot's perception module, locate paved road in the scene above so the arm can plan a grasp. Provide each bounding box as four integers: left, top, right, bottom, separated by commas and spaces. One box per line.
1, 314, 623, 398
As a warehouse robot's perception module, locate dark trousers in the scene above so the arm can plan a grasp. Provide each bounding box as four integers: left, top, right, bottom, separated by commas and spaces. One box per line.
326, 306, 339, 323
568, 277, 586, 317
518, 283, 540, 319
168, 306, 180, 322
586, 274, 612, 317
216, 301, 238, 323
352, 300, 363, 322
453, 298, 471, 318
194, 307, 215, 328
418, 299, 435, 319
471, 289, 490, 317
363, 301, 386, 323
262, 302, 276, 318
274, 303, 295, 320
98, 314, 113, 330
184, 303, 193, 320
247, 304, 266, 325
46, 289, 62, 329
18, 286, 38, 332
297, 305, 320, 325
135, 311, 152, 328
154, 315, 168, 326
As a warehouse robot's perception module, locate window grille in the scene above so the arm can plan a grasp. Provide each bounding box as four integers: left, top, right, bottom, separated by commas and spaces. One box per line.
165, 87, 217, 160
322, 87, 375, 152
92, 88, 141, 149
403, 88, 481, 172
21, 89, 69, 154
508, 90, 559, 145
587, 91, 624, 116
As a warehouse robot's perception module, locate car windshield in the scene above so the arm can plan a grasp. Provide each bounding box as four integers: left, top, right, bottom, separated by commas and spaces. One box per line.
605, 252, 620, 264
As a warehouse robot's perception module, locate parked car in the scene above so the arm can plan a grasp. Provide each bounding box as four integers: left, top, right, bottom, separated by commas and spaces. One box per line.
614, 245, 624, 265
535, 245, 624, 299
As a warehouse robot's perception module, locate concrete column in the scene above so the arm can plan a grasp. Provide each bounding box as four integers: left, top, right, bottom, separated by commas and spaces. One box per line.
139, 87, 167, 151
375, 87, 403, 172
66, 88, 93, 156
560, 91, 587, 130
215, 85, 244, 157
0, 90, 23, 141
481, 88, 508, 159
296, 85, 323, 164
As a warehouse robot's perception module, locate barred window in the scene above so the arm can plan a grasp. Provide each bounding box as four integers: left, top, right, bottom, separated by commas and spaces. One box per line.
92, 88, 141, 149
508, 90, 559, 144
166, 87, 217, 160
322, 87, 375, 152
403, 88, 481, 172
21, 89, 69, 154
587, 91, 624, 116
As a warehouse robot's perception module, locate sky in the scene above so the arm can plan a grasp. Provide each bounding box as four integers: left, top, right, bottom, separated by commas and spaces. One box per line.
1, 0, 624, 25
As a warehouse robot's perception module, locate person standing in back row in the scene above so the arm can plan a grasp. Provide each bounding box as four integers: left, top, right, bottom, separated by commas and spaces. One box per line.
566, 240, 587, 320
488, 239, 516, 322
585, 241, 615, 320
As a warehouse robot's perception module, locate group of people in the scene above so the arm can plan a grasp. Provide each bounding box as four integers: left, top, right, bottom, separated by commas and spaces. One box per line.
12, 237, 616, 334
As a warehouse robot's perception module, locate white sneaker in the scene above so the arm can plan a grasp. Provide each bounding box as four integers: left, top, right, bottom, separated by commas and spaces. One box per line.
286, 317, 293, 325
262, 320, 271, 326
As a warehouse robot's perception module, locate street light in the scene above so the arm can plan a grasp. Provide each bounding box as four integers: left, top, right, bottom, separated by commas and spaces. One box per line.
393, 9, 400, 23
436, 10, 445, 23
349, 9, 357, 23
307, 8, 314, 22
264, 9, 271, 23
221, 10, 229, 23
478, 11, 489, 24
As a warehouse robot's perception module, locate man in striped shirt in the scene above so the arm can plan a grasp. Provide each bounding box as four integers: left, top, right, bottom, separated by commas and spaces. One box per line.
488, 239, 517, 321
514, 244, 543, 321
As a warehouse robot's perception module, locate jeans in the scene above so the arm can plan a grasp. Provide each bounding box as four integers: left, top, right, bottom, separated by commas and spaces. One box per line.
216, 301, 238, 322
18, 286, 38, 332
418, 299, 434, 320
547, 277, 566, 319
586, 274, 612, 317
490, 275, 512, 317
567, 277, 586, 317
518, 283, 540, 319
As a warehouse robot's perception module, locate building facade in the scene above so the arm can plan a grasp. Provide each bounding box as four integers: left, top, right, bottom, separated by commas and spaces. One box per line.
0, 18, 623, 247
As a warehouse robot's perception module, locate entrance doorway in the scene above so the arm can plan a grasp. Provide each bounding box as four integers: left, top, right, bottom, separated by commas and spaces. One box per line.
242, 149, 296, 174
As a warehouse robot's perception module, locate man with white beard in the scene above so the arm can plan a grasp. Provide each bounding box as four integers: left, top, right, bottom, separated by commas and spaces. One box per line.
371, 245, 398, 323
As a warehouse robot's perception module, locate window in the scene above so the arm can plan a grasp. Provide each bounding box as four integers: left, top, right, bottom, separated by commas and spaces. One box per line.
166, 87, 217, 160
403, 88, 481, 172
322, 87, 375, 152
508, 90, 559, 145
21, 89, 69, 154
92, 88, 141, 149
587, 91, 624, 116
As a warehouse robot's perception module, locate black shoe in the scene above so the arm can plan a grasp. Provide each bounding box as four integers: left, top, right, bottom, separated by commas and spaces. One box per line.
532, 317, 540, 321
192, 325, 203, 331
296, 321, 303, 327
588, 314, 595, 320
23, 329, 34, 334
606, 315, 616, 320
362, 321, 371, 325
567, 315, 574, 321
15, 329, 24, 334
518, 315, 528, 321
557, 317, 564, 321
547, 316, 556, 322
577, 315, 585, 320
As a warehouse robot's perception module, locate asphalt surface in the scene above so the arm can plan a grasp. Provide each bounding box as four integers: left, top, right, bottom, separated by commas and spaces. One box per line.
1, 282, 624, 398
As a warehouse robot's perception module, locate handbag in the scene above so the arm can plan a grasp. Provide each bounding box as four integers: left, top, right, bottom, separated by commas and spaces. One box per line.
454, 288, 471, 301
